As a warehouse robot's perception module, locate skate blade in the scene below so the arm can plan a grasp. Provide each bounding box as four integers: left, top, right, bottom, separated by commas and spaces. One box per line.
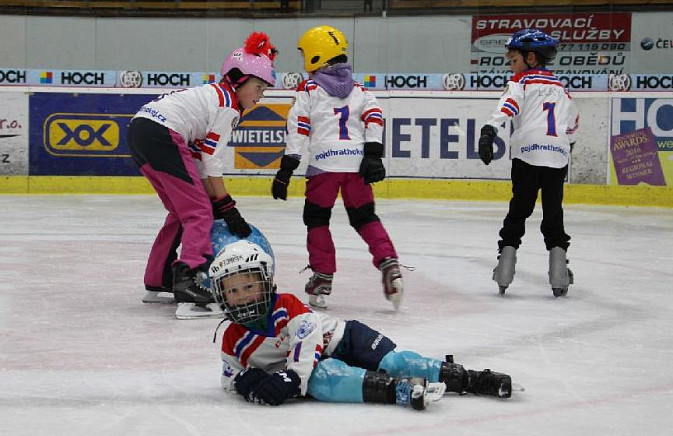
308, 294, 328, 309
142, 291, 175, 304
175, 302, 223, 320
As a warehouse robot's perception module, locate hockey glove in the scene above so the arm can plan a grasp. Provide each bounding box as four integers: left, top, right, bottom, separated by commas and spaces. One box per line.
359, 142, 386, 184
233, 367, 268, 400
211, 194, 252, 237
249, 369, 301, 406
272, 155, 300, 201
478, 125, 497, 165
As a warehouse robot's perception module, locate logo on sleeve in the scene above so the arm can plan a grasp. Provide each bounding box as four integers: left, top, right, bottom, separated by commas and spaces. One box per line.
296, 319, 316, 339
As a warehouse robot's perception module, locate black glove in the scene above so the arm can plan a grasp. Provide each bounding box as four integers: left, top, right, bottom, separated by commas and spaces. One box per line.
211, 194, 251, 237
359, 142, 386, 184
478, 125, 497, 165
249, 369, 301, 406
272, 155, 300, 201
233, 367, 268, 400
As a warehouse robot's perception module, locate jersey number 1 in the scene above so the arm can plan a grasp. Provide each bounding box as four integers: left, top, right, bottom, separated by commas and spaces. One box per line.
334, 106, 351, 140
542, 102, 558, 137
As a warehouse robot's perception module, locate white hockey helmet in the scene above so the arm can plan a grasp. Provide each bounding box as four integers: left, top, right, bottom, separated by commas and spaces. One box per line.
209, 240, 275, 325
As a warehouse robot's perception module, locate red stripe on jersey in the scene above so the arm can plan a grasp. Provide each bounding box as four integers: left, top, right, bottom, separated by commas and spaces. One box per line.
298, 116, 310, 124
505, 98, 520, 112
206, 132, 221, 141
190, 151, 201, 160
297, 127, 310, 136
365, 118, 384, 127
500, 107, 515, 117
523, 79, 564, 90
361, 108, 382, 120
239, 335, 266, 367
511, 68, 553, 82
210, 83, 225, 107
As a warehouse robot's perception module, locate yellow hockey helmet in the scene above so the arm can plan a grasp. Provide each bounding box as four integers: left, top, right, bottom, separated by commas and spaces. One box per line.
297, 25, 349, 73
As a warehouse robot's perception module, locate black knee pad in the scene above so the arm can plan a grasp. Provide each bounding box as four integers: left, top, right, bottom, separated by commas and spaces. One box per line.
303, 200, 332, 229
346, 202, 380, 230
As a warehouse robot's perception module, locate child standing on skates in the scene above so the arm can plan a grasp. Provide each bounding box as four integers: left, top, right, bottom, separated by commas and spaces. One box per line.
128, 32, 277, 306
478, 29, 580, 297
271, 25, 403, 310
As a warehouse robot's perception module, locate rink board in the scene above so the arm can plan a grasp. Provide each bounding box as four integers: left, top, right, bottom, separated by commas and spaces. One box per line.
1, 87, 673, 206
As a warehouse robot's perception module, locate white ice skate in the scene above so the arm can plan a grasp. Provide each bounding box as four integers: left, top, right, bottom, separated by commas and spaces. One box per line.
380, 258, 404, 310
492, 246, 517, 296
549, 247, 574, 297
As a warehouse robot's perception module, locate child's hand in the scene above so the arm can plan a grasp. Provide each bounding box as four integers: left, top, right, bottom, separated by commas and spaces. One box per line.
212, 195, 252, 237
478, 125, 497, 165
233, 367, 268, 400
359, 142, 386, 184
272, 155, 300, 200
249, 369, 301, 406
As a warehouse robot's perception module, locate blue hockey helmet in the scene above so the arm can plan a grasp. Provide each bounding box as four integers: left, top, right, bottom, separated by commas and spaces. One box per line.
505, 29, 559, 61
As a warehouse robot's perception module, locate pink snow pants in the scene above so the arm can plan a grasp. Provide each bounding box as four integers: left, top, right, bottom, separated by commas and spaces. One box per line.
128, 118, 213, 290
303, 172, 397, 274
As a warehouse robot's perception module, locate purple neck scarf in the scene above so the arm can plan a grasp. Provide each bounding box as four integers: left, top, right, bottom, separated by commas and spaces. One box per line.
311, 63, 354, 98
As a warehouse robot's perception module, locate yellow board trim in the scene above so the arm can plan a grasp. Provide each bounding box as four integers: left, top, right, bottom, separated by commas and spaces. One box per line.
2, 176, 672, 208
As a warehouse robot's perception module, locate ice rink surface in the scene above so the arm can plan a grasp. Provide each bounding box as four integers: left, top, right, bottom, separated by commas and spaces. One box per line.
1, 194, 672, 436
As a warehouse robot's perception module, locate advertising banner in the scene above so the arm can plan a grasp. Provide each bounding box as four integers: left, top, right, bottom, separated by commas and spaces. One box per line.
26, 69, 118, 87
384, 96, 512, 180
471, 12, 632, 75
610, 97, 673, 185
28, 93, 153, 175
0, 92, 29, 175
229, 103, 291, 171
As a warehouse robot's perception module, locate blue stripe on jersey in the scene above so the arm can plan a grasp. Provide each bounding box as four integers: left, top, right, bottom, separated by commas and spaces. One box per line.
234, 331, 255, 359
519, 74, 562, 84
293, 342, 302, 362
502, 102, 519, 115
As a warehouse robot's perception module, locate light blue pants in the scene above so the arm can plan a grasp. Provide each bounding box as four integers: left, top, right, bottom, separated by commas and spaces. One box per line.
306, 351, 443, 403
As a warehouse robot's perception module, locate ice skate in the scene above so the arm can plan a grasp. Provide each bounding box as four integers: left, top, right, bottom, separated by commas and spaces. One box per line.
492, 246, 516, 296
549, 247, 574, 297
440, 355, 513, 399
380, 257, 403, 310
305, 272, 333, 309
466, 369, 513, 398
172, 262, 214, 305
395, 378, 445, 410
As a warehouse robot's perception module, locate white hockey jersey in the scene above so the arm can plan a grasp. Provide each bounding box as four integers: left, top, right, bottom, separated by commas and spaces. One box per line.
219, 293, 346, 396
133, 83, 240, 178
486, 68, 580, 168
284, 79, 384, 172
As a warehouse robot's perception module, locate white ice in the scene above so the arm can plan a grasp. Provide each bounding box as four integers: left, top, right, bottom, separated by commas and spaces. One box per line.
1, 195, 672, 436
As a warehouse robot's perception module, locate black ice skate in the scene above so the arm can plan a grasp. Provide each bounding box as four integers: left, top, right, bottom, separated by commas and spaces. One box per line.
172, 262, 214, 305
549, 247, 574, 297
380, 257, 404, 310
440, 355, 512, 399
492, 246, 516, 296
305, 272, 333, 309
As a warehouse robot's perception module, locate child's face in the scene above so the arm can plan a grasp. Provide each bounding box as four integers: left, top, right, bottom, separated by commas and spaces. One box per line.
506, 50, 528, 74
221, 272, 265, 306
506, 49, 542, 73
236, 77, 268, 110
